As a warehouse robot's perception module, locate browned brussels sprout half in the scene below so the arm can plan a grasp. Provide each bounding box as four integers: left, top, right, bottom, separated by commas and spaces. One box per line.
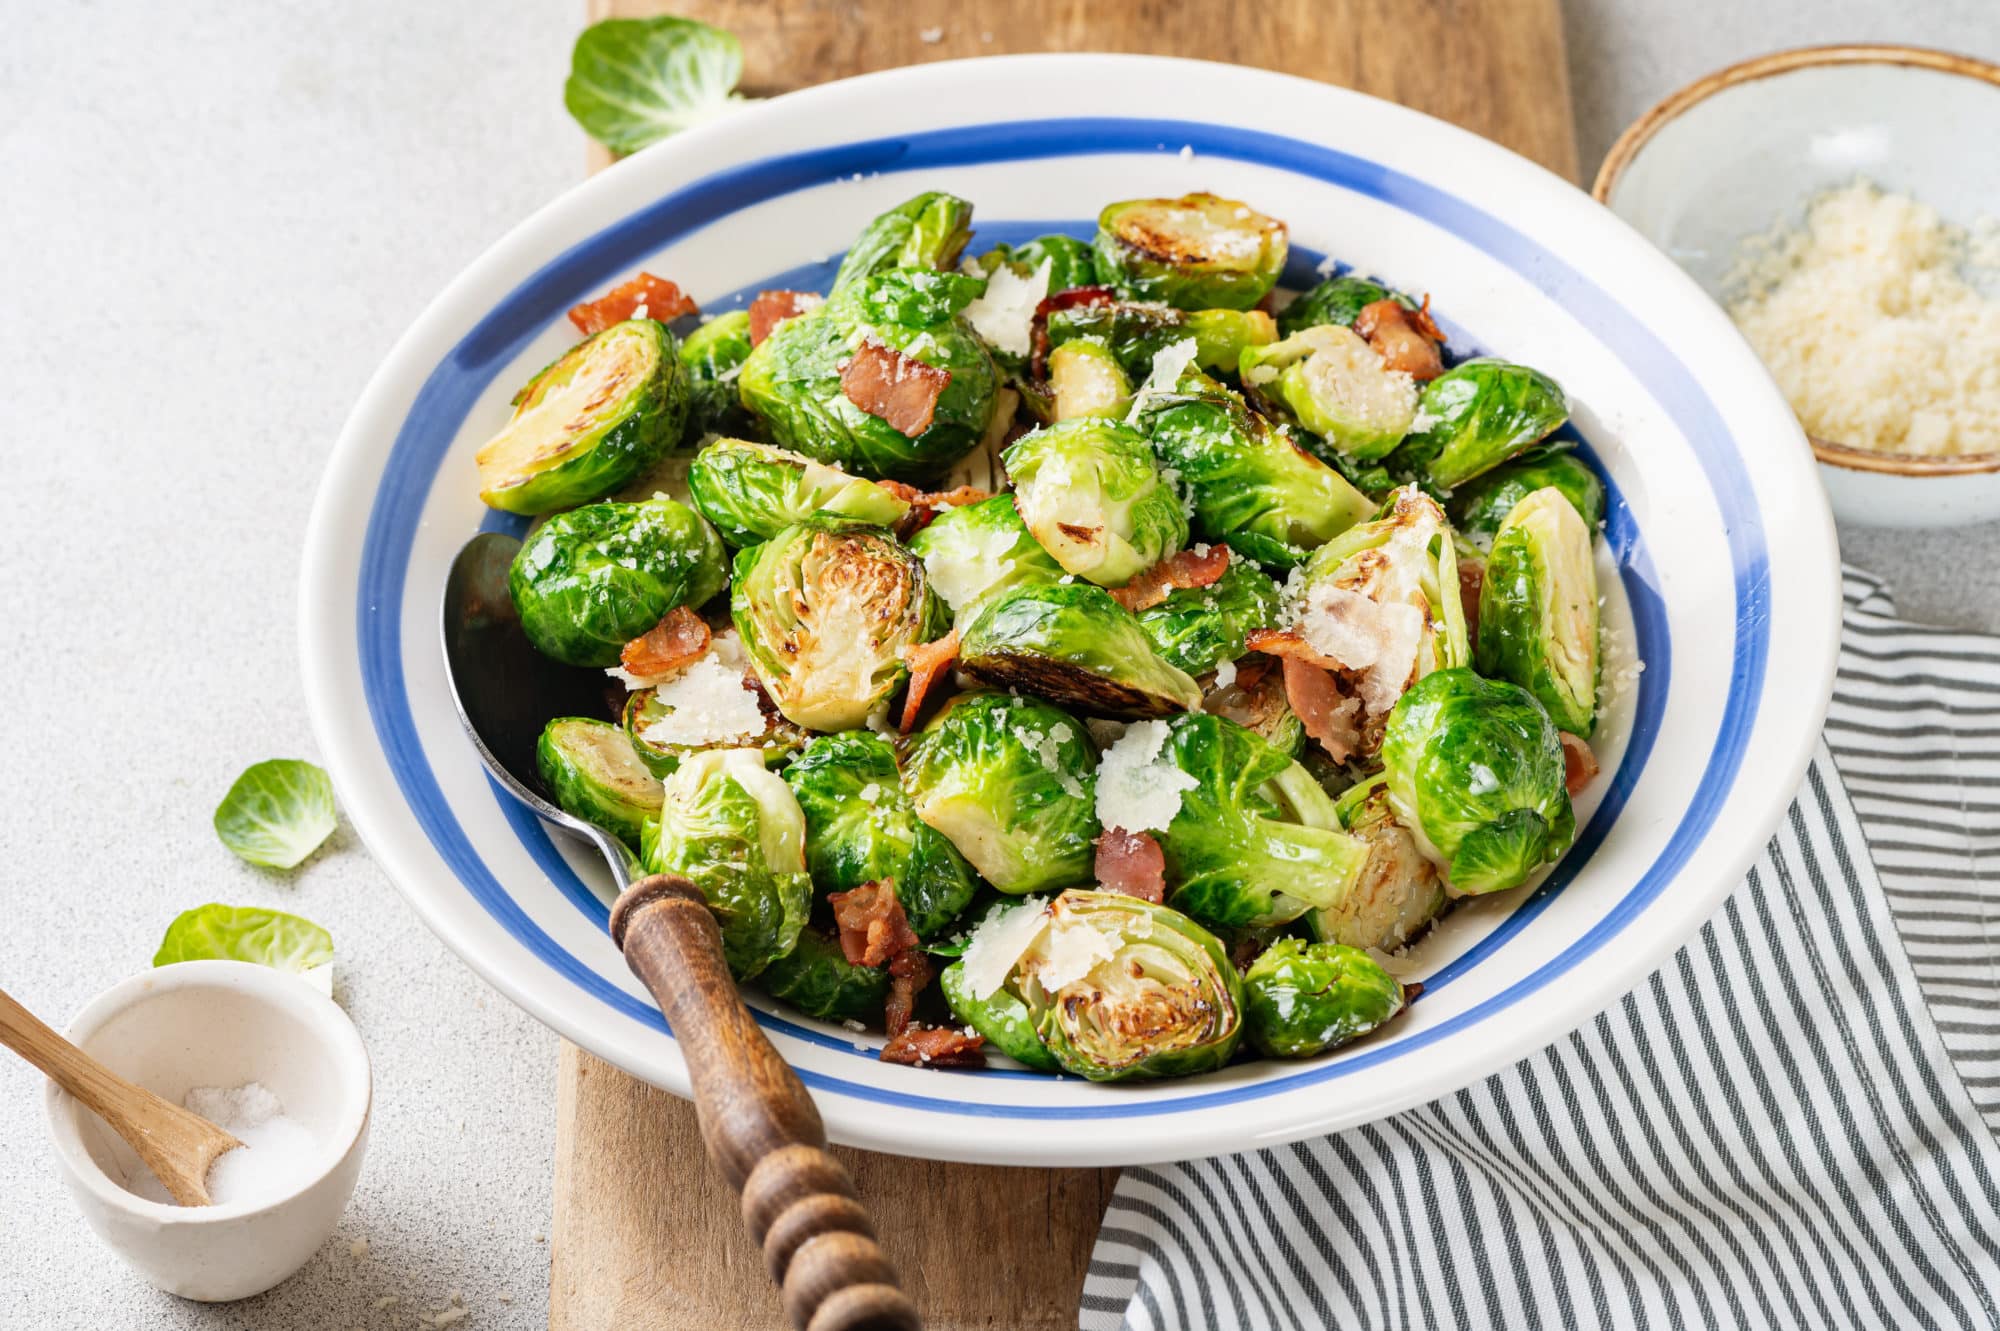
1094, 193, 1287, 310
958, 582, 1204, 720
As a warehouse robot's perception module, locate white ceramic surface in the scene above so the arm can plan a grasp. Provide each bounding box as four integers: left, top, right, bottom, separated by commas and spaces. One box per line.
43, 961, 372, 1302
299, 54, 1842, 1167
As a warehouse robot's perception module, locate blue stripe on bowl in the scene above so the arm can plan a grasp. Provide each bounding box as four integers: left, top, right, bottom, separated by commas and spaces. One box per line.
357, 116, 1759, 1119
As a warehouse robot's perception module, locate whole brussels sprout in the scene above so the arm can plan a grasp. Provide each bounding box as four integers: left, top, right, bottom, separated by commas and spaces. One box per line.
1134, 557, 1281, 677
534, 716, 662, 849
1241, 325, 1419, 460
1047, 341, 1131, 421
784, 731, 980, 939
688, 437, 910, 547
906, 493, 1065, 623
1003, 417, 1188, 586
1044, 301, 1277, 381
831, 191, 976, 295
1094, 193, 1287, 310
758, 925, 890, 1024
642, 749, 812, 979
1242, 938, 1407, 1058
1448, 444, 1605, 548
1476, 487, 1601, 737
1304, 776, 1450, 953
1380, 668, 1576, 894
1277, 275, 1417, 337
958, 583, 1203, 720
679, 310, 755, 441
478, 319, 688, 515
1391, 358, 1569, 490
508, 496, 728, 668
730, 517, 946, 732
903, 692, 1100, 894
970, 234, 1099, 293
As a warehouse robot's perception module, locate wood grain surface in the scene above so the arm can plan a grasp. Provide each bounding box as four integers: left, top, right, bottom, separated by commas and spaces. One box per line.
554, 3, 1577, 1327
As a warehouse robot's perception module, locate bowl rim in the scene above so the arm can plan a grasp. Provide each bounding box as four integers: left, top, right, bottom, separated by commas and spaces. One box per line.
1590, 42, 2000, 477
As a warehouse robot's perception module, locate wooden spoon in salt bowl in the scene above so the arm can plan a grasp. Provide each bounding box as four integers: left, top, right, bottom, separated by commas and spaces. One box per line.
0, 984, 242, 1205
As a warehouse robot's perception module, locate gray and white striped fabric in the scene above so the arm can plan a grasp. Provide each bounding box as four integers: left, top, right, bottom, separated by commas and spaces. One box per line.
1083, 568, 2000, 1331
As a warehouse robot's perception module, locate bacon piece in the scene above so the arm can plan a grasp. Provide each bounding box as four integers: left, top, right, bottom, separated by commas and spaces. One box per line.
840, 338, 952, 438
568, 273, 698, 336
618, 607, 711, 680
879, 1022, 985, 1068
1109, 545, 1232, 613
1281, 655, 1362, 764
1244, 627, 1343, 673
828, 880, 919, 969
899, 628, 960, 734
916, 484, 991, 509
1094, 828, 1167, 904
1354, 298, 1445, 381
1561, 732, 1600, 797
886, 483, 994, 541
1458, 556, 1485, 642
747, 289, 819, 346
884, 949, 935, 1039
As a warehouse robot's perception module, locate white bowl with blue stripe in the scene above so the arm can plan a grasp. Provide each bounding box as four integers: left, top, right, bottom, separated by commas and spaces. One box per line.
300, 55, 1842, 1167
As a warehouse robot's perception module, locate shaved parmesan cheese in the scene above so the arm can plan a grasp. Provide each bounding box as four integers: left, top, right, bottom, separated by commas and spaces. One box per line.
958, 900, 1050, 999
961, 258, 1051, 358
1030, 911, 1120, 989
637, 640, 766, 748
1298, 584, 1425, 716
1126, 337, 1201, 424
1094, 719, 1198, 833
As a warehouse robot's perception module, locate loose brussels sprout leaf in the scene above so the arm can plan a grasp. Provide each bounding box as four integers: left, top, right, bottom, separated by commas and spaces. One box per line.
1094, 194, 1287, 310
731, 518, 945, 731
831, 191, 976, 295
940, 954, 1060, 1071
535, 717, 663, 848
1134, 557, 1281, 676
1276, 274, 1417, 337
213, 759, 338, 870
906, 493, 1065, 623
643, 749, 812, 978
903, 692, 1101, 894
958, 583, 1204, 720
680, 309, 755, 440
154, 904, 335, 978
759, 925, 890, 1024
1140, 370, 1374, 568
509, 496, 728, 668
970, 234, 1098, 292
1155, 712, 1370, 929
784, 732, 980, 938
1304, 777, 1449, 952
1380, 668, 1575, 894
1044, 302, 1277, 382
1476, 487, 1602, 737
688, 437, 911, 547
1003, 417, 1188, 586
478, 320, 688, 515
1243, 938, 1406, 1058
1448, 444, 1605, 547
1240, 325, 1418, 460
564, 16, 747, 155
1048, 341, 1131, 420
1390, 358, 1569, 490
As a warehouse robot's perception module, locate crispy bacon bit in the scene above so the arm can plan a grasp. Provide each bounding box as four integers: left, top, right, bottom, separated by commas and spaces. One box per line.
899, 628, 960, 734
887, 483, 994, 541
839, 338, 952, 437
916, 484, 991, 509
1228, 930, 1275, 971
828, 880, 919, 969
1561, 732, 1600, 797
1354, 298, 1445, 381
1458, 557, 1485, 641
746, 289, 818, 346
884, 949, 935, 1039
1109, 545, 1232, 613
619, 607, 711, 679
568, 273, 698, 336
1244, 627, 1342, 672
1281, 655, 1362, 764
879, 1022, 985, 1068
1029, 284, 1118, 378
1094, 828, 1167, 903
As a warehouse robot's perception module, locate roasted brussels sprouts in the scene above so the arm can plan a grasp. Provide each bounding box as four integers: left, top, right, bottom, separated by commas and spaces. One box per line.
508, 496, 728, 668
969, 234, 1098, 292
902, 692, 1100, 894
1240, 326, 1418, 459
940, 946, 1060, 1071
1390, 358, 1569, 490
784, 731, 979, 938
1277, 275, 1417, 337
687, 437, 910, 546
958, 583, 1204, 720
1043, 301, 1276, 381
1047, 341, 1131, 420
1380, 668, 1575, 894
642, 749, 812, 979
1448, 444, 1605, 547
730, 518, 946, 732
1094, 194, 1286, 310
680, 310, 754, 440
831, 191, 976, 295
1134, 557, 1281, 677
1476, 487, 1601, 736
1242, 937, 1407, 1058
1304, 776, 1449, 952
1003, 418, 1188, 586
535, 717, 662, 848
906, 493, 1065, 623
758, 924, 890, 1024
478, 319, 689, 514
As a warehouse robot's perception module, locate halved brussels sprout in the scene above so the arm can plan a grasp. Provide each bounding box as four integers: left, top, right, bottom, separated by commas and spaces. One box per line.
1043, 302, 1277, 380
903, 692, 1100, 894
906, 493, 1065, 624
758, 924, 890, 1024
1134, 557, 1281, 677
620, 635, 804, 777
679, 310, 755, 441
958, 583, 1204, 720
1477, 488, 1601, 737
941, 947, 1060, 1072
831, 191, 976, 295
730, 518, 946, 732
1094, 194, 1286, 310
1242, 937, 1407, 1058
478, 319, 689, 515
1048, 341, 1131, 420
1380, 667, 1576, 894
784, 732, 980, 939
687, 437, 910, 547
1240, 325, 1418, 460
508, 496, 728, 668
1003, 418, 1188, 587
535, 716, 662, 848
1391, 358, 1569, 490
642, 749, 812, 979
969, 234, 1098, 292
1448, 445, 1605, 548
1304, 776, 1450, 952
1277, 275, 1417, 337
1155, 712, 1370, 929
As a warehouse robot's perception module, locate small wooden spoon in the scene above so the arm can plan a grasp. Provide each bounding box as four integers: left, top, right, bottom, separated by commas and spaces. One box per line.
0, 984, 242, 1206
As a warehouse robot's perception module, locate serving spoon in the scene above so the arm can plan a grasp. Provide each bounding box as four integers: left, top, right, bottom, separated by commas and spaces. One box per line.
442, 533, 921, 1331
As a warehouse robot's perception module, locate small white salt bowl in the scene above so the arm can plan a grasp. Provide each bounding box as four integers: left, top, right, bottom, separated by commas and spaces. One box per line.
1594, 44, 2000, 528
42, 959, 371, 1301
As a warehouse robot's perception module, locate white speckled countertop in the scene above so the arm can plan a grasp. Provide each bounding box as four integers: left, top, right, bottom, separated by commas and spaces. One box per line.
1, 3, 1994, 1326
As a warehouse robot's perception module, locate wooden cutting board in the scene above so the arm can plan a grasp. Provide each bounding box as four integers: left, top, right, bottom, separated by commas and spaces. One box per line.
552, 4, 1577, 1328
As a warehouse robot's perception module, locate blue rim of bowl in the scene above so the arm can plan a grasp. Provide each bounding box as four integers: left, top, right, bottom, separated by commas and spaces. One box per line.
357, 116, 1764, 1119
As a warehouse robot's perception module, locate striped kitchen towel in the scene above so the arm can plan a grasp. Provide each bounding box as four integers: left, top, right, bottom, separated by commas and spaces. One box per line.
1082, 567, 2000, 1331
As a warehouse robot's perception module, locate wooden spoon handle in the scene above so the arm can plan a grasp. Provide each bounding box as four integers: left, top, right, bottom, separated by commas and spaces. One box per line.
610, 875, 922, 1331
